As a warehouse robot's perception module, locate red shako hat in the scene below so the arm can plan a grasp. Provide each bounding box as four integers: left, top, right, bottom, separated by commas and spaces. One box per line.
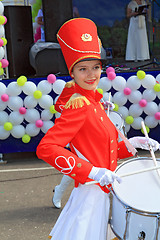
57, 18, 101, 75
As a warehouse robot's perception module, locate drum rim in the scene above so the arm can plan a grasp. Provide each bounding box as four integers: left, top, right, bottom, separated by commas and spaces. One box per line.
112, 157, 160, 215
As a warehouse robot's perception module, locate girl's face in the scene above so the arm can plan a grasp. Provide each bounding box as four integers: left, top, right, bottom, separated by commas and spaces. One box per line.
71, 60, 102, 91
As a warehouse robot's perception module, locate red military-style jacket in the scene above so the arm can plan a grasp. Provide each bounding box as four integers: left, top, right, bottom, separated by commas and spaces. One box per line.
36, 83, 133, 192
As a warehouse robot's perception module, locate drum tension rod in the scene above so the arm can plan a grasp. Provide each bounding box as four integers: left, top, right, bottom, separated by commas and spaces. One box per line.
138, 231, 146, 240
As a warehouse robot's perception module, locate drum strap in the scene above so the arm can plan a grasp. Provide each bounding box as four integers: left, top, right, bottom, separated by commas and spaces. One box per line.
116, 127, 137, 156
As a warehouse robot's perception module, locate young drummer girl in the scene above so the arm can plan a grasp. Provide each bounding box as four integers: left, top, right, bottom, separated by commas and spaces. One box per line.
36, 18, 159, 240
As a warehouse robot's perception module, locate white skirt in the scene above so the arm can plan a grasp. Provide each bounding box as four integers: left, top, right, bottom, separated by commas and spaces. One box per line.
49, 184, 110, 240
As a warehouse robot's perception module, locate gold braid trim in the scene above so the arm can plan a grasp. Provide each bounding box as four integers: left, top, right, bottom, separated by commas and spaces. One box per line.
65, 80, 75, 88
64, 93, 90, 109
48, 236, 52, 239
99, 102, 104, 110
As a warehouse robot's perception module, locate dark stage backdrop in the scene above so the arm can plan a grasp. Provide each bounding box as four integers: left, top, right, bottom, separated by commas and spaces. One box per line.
72, 0, 160, 58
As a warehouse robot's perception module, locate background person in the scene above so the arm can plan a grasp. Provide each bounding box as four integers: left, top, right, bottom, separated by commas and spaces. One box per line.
125, 0, 150, 61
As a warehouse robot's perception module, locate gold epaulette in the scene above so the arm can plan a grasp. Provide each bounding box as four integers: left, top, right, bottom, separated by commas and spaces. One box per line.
65, 80, 75, 88
64, 93, 90, 109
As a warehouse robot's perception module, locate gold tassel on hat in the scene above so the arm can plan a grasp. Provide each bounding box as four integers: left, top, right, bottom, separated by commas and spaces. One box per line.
64, 93, 90, 109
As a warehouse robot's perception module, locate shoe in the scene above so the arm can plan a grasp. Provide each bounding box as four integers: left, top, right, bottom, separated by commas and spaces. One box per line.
52, 186, 62, 209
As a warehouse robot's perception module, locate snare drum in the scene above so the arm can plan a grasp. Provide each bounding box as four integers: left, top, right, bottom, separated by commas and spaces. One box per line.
110, 157, 160, 240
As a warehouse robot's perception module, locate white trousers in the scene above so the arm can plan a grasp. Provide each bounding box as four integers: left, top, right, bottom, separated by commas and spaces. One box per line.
49, 184, 110, 240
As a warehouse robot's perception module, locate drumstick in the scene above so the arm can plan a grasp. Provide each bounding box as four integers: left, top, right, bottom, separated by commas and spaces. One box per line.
141, 121, 160, 178
107, 92, 111, 116
85, 165, 160, 185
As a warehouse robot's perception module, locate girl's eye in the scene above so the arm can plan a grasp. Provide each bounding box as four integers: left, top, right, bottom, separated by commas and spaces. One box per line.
94, 65, 100, 70
79, 68, 86, 71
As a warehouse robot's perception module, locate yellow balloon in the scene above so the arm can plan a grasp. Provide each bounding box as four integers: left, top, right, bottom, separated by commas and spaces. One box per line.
4, 122, 13, 131
0, 16, 5, 25
50, 105, 57, 114
17, 76, 27, 86
22, 134, 31, 143
125, 116, 134, 124
141, 125, 150, 134
137, 70, 146, 80
97, 88, 103, 95
1, 37, 7, 46
153, 83, 160, 92
33, 90, 42, 99
0, 67, 4, 75
113, 103, 119, 111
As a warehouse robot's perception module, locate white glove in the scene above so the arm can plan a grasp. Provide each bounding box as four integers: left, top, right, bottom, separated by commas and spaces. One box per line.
88, 166, 121, 186
102, 100, 115, 111
129, 136, 160, 152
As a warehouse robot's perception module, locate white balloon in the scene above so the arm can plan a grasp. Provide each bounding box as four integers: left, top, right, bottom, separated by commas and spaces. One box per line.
118, 106, 128, 119
0, 47, 5, 60
0, 2, 4, 15
54, 95, 59, 104
38, 95, 53, 109
25, 123, 40, 137
129, 104, 143, 117
11, 125, 25, 138
141, 74, 156, 89
128, 90, 142, 103
0, 25, 4, 38
112, 76, 126, 91
0, 111, 8, 125
9, 111, 24, 125
52, 79, 65, 94
22, 81, 37, 95
131, 117, 143, 130
24, 95, 38, 108
156, 73, 160, 83
126, 75, 141, 90
37, 80, 52, 94
98, 77, 112, 92
6, 82, 22, 96
41, 121, 54, 133
0, 126, 10, 139
113, 91, 127, 106
144, 102, 158, 116
25, 109, 40, 123
8, 96, 23, 111
41, 110, 53, 121
142, 89, 156, 102
145, 115, 158, 128
0, 99, 7, 111
0, 82, 6, 96
55, 112, 61, 119
103, 92, 113, 102
125, 124, 130, 133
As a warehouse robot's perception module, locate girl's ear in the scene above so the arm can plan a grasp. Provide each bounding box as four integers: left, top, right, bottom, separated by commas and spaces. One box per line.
71, 73, 74, 79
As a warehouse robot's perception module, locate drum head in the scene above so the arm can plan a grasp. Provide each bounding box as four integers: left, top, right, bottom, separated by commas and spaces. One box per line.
108, 111, 124, 130
113, 157, 160, 213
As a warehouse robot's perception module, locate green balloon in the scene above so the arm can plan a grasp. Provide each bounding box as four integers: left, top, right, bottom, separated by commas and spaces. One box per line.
125, 116, 134, 125
4, 122, 13, 131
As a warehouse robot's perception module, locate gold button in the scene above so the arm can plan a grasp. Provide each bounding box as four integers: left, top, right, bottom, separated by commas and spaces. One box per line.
112, 160, 114, 164
94, 108, 97, 113
111, 150, 114, 153
101, 117, 103, 121
111, 140, 114, 143
71, 174, 76, 177
77, 163, 82, 168
118, 148, 120, 151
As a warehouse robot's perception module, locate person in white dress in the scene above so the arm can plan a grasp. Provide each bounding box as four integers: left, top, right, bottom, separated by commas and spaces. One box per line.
125, 0, 150, 61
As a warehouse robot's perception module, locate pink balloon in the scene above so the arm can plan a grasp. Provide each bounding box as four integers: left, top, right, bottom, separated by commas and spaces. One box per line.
123, 87, 131, 95
107, 71, 116, 81
0, 39, 3, 47
1, 93, 9, 102
139, 99, 147, 107
155, 112, 160, 120
3, 16, 7, 25
35, 119, 43, 128
19, 107, 26, 114
106, 67, 115, 74
1, 59, 9, 68
47, 74, 56, 83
